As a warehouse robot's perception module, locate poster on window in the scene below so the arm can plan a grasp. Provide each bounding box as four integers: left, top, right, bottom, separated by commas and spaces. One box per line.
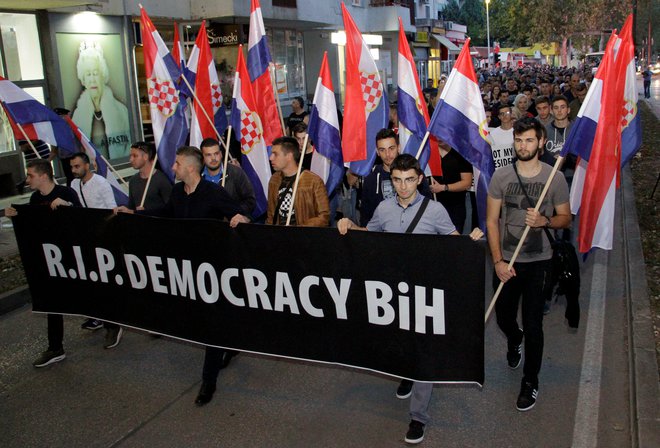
56, 33, 131, 160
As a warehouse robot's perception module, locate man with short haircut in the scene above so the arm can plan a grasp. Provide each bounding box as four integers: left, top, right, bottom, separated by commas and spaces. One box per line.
4, 159, 81, 367
543, 96, 572, 160
539, 79, 552, 99
568, 83, 587, 121
265, 136, 329, 226
291, 122, 315, 173
534, 96, 553, 127
70, 152, 116, 210
496, 90, 511, 109
506, 78, 519, 96
563, 73, 581, 103
487, 118, 571, 412
359, 128, 431, 227
338, 154, 481, 444
200, 137, 256, 216
69, 151, 123, 345
490, 105, 515, 171
127, 141, 172, 210
117, 146, 248, 407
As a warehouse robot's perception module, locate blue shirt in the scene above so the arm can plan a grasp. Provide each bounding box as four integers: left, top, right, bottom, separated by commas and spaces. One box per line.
367, 192, 456, 235
202, 165, 223, 184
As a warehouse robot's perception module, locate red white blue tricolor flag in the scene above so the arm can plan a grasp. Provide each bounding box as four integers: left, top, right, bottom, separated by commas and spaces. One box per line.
140, 6, 189, 182
307, 52, 344, 194
187, 20, 228, 148
0, 76, 78, 156
340, 3, 388, 176
248, 0, 282, 146
562, 14, 640, 253
172, 23, 186, 70
62, 115, 129, 206
396, 18, 441, 175
427, 39, 494, 231
231, 45, 271, 218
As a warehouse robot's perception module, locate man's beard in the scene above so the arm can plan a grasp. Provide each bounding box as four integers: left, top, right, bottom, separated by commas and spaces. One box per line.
515, 146, 539, 162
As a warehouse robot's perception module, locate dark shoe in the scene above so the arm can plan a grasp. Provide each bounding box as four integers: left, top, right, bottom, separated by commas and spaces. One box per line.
396, 379, 414, 399
221, 350, 238, 369
543, 300, 551, 315
33, 349, 65, 368
507, 329, 523, 369
81, 318, 103, 331
195, 382, 216, 406
516, 380, 538, 411
104, 327, 123, 349
404, 420, 425, 444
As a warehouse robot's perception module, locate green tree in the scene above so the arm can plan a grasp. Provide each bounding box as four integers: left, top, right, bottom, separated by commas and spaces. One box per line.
440, 0, 488, 46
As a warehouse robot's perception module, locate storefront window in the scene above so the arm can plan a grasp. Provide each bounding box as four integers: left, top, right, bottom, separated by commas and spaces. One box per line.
267, 28, 306, 101
0, 13, 44, 81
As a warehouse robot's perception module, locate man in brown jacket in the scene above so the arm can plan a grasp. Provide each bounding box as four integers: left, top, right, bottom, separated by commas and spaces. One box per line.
266, 136, 330, 226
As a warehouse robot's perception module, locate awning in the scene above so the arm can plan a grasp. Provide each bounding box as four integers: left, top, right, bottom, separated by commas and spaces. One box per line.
431, 34, 460, 52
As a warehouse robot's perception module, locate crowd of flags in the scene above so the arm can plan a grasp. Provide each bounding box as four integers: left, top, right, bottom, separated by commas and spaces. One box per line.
0, 4, 640, 254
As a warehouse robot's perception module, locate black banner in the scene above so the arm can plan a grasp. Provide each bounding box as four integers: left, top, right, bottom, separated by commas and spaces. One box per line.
13, 206, 485, 384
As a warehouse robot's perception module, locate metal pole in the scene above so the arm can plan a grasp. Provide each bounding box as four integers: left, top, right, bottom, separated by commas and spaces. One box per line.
486, 0, 491, 68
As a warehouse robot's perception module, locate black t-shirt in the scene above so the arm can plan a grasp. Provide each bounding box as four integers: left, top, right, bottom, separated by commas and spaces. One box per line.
274, 175, 297, 226
287, 111, 308, 131
29, 184, 82, 207
432, 149, 472, 209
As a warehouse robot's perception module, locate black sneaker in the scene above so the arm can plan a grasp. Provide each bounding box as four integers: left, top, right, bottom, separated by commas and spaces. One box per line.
396, 379, 414, 399
404, 420, 425, 444
104, 327, 123, 349
507, 330, 523, 369
81, 319, 103, 331
516, 380, 538, 411
32, 349, 66, 368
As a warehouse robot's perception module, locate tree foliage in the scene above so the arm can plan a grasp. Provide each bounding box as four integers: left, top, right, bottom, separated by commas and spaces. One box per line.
439, 0, 488, 46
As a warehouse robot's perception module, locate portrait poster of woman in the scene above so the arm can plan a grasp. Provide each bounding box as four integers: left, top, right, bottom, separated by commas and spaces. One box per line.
56, 33, 131, 160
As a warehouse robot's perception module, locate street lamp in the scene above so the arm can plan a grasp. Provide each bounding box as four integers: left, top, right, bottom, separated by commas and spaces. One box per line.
485, 0, 491, 69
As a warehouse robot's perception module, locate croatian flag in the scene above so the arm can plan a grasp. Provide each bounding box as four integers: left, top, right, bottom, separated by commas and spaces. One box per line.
248, 0, 282, 146
140, 6, 189, 182
396, 18, 441, 175
563, 15, 639, 253
307, 52, 344, 194
172, 23, 186, 70
341, 3, 388, 176
187, 20, 228, 148
231, 45, 271, 218
427, 39, 494, 231
62, 115, 128, 206
0, 76, 78, 156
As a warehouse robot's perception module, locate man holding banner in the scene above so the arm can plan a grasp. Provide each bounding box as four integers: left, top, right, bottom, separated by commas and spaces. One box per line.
338, 154, 481, 445
486, 118, 571, 412
4, 159, 81, 367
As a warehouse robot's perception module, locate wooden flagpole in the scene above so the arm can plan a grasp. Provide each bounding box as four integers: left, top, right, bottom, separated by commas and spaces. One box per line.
269, 63, 287, 136
138, 154, 158, 209
285, 133, 310, 226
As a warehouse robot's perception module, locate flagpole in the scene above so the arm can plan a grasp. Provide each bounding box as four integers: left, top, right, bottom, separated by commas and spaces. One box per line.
484, 155, 565, 322
269, 63, 287, 136
285, 133, 309, 226
138, 154, 158, 209
99, 154, 129, 188
414, 131, 431, 160
221, 126, 233, 188
179, 74, 233, 158
13, 121, 61, 186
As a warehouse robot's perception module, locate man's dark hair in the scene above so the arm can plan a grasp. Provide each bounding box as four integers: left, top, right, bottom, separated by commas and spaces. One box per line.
293, 96, 305, 108
375, 128, 399, 146
176, 146, 204, 171
26, 159, 54, 180
513, 117, 543, 141
71, 152, 90, 165
535, 95, 550, 106
551, 95, 570, 107
272, 136, 301, 164
390, 154, 423, 176
131, 141, 156, 160
291, 122, 308, 135
574, 83, 587, 92
199, 137, 223, 156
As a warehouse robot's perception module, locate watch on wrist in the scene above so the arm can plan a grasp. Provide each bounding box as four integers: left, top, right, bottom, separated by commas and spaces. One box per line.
544, 216, 551, 228
444, 184, 449, 192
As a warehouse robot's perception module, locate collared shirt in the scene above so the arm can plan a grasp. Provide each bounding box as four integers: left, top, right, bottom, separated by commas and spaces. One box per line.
202, 165, 224, 184
71, 173, 116, 209
367, 192, 456, 235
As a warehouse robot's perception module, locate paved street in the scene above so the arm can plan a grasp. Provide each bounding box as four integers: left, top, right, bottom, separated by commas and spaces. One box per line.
0, 76, 657, 448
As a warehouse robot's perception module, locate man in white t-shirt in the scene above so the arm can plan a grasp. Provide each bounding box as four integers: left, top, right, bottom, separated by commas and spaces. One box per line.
489, 105, 515, 171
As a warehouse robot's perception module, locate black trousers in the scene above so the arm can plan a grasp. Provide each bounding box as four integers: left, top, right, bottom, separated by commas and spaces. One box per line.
202, 347, 227, 385
494, 259, 552, 385
47, 314, 64, 351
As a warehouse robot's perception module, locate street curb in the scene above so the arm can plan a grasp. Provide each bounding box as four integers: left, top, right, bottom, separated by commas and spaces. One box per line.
0, 285, 30, 316
622, 165, 660, 448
